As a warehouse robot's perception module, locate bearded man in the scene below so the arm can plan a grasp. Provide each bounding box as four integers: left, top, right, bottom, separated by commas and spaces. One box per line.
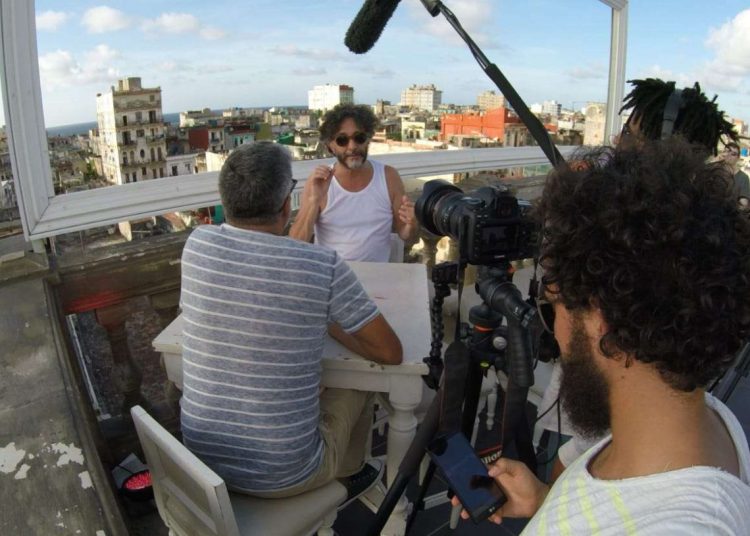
290, 104, 417, 261
454, 138, 750, 534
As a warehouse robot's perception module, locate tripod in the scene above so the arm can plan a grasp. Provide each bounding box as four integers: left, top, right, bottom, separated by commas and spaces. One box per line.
367, 266, 539, 536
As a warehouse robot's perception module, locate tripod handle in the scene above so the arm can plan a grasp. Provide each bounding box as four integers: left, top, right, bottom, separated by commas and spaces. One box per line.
505, 317, 535, 388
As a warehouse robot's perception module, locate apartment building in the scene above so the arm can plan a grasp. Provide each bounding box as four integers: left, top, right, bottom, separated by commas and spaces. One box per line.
400, 84, 442, 112
96, 77, 167, 185
541, 100, 562, 117
477, 90, 505, 111
307, 84, 354, 112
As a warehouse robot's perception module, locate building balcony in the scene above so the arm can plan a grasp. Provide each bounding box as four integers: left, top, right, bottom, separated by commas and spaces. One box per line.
113, 99, 162, 112
121, 158, 166, 168
115, 119, 164, 129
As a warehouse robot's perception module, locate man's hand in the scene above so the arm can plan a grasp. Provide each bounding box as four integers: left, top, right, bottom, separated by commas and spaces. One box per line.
397, 195, 417, 240
450, 458, 549, 525
289, 165, 333, 243
303, 164, 333, 204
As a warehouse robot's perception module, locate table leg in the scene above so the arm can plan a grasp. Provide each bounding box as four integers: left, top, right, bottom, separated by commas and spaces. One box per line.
381, 376, 423, 536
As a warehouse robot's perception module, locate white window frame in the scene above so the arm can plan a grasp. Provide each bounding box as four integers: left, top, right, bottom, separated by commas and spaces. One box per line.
0, 1, 627, 241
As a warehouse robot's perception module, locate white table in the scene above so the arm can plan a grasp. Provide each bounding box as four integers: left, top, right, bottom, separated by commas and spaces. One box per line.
153, 261, 432, 535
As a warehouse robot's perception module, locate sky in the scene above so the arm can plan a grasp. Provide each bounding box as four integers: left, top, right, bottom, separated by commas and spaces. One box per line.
11, 0, 750, 128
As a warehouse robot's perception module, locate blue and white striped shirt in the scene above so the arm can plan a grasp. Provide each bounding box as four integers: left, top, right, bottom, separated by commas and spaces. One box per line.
179, 223, 379, 492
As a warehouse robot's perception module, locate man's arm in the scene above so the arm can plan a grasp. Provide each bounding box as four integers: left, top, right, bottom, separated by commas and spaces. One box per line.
385, 166, 418, 242
328, 315, 403, 365
289, 164, 332, 242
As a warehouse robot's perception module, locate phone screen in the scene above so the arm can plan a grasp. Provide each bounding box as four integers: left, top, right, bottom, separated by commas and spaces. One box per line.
427, 432, 507, 523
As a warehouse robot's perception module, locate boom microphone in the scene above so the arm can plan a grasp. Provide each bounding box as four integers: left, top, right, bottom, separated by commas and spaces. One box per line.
344, 0, 401, 54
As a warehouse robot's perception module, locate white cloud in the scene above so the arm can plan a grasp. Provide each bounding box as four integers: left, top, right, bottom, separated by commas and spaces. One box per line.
200, 26, 227, 41
159, 61, 179, 72
700, 9, 750, 93
142, 13, 200, 34
141, 13, 227, 41
81, 6, 131, 34
567, 63, 606, 81
638, 65, 692, 87
360, 65, 395, 78
38, 45, 120, 90
407, 0, 500, 48
293, 67, 328, 76
705, 9, 750, 72
36, 10, 69, 31
270, 45, 351, 62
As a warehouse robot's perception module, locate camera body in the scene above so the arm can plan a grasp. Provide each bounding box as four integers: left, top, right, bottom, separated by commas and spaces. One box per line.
415, 179, 536, 265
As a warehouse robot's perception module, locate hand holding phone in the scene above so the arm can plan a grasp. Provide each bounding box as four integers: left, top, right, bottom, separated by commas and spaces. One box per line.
427, 432, 507, 523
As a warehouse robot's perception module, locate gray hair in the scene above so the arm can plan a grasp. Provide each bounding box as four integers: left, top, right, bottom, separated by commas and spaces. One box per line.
219, 142, 292, 224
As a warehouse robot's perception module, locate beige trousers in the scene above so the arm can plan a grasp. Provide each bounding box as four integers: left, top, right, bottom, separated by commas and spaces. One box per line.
248, 388, 374, 499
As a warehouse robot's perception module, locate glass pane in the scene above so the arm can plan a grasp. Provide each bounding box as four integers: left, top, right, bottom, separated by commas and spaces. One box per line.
0, 71, 22, 236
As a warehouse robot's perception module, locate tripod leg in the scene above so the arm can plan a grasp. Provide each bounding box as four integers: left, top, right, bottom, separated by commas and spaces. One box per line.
405, 460, 438, 534
367, 388, 442, 536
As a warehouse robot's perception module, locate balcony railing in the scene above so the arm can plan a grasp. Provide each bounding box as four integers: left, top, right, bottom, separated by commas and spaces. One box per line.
116, 119, 164, 129
0, 0, 627, 245
113, 100, 162, 112
27, 146, 575, 238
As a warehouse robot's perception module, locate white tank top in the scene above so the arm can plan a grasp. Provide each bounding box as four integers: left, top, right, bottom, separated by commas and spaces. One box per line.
314, 160, 393, 262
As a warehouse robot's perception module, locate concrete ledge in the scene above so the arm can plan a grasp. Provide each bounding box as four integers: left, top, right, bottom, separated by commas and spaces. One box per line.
0, 276, 128, 535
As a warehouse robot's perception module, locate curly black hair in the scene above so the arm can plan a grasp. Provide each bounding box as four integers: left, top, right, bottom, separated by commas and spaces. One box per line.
538, 137, 750, 391
620, 78, 739, 155
319, 103, 379, 142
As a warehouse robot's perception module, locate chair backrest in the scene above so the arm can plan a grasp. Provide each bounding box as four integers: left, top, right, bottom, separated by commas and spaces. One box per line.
131, 405, 241, 536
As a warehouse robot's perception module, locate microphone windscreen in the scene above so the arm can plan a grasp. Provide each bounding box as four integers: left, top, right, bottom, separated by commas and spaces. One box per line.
344, 0, 401, 54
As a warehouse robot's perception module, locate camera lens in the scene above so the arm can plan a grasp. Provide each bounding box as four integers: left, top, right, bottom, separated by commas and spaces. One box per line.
415, 179, 470, 238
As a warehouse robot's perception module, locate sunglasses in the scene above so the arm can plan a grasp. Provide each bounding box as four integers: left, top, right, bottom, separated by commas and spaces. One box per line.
535, 281, 555, 334
334, 132, 369, 147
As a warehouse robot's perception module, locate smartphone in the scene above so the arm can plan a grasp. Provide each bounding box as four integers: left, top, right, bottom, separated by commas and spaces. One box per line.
427, 432, 507, 524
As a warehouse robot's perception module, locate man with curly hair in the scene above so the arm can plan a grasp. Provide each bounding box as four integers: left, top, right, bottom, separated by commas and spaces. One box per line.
454, 138, 750, 533
289, 103, 418, 261
541, 78, 745, 481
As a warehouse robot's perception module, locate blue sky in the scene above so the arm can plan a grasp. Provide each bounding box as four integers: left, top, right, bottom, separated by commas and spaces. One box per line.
18, 1, 750, 128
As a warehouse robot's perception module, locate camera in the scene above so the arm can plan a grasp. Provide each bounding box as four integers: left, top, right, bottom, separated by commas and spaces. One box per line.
414, 179, 537, 265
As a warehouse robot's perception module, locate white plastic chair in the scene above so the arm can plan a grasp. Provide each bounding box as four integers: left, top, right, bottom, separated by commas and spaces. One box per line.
130, 405, 347, 536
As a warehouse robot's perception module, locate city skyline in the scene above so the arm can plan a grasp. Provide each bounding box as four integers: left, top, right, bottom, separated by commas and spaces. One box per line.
10, 1, 750, 128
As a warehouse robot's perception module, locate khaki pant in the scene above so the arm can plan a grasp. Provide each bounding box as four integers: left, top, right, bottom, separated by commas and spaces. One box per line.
248, 388, 374, 499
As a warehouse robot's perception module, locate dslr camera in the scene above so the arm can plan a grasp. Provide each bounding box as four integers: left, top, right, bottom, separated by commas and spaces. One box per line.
414, 179, 537, 265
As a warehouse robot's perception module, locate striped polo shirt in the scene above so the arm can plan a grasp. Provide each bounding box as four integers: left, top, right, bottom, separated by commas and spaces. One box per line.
179, 223, 379, 492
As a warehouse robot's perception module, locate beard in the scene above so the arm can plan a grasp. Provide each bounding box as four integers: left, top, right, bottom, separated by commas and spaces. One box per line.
559, 318, 611, 439
336, 148, 368, 170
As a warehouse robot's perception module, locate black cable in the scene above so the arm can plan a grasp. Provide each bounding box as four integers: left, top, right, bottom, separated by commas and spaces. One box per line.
535, 396, 563, 466
533, 395, 559, 424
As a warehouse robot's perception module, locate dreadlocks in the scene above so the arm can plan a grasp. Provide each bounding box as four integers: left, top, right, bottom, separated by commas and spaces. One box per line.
620, 78, 739, 155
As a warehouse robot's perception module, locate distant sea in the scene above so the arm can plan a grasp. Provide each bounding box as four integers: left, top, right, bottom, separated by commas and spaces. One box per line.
46, 112, 181, 137
45, 105, 306, 137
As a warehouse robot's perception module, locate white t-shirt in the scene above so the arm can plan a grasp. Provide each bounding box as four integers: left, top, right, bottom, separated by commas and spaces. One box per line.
314, 159, 394, 262
523, 394, 750, 535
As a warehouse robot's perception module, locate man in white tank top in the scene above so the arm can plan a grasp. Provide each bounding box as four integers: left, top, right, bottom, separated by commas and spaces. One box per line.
289, 104, 418, 262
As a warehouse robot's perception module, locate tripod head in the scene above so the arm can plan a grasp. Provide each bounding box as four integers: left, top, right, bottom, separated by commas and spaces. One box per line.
474, 264, 537, 389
